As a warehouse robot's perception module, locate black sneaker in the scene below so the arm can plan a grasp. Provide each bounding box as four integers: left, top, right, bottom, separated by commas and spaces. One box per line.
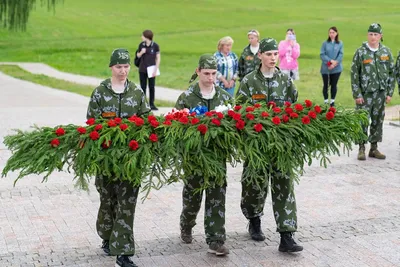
278, 232, 303, 252
101, 240, 110, 255
150, 105, 159, 111
248, 217, 265, 241
115, 255, 138, 267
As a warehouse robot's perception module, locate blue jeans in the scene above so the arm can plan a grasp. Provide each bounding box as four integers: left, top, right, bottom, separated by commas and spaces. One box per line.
224, 87, 235, 96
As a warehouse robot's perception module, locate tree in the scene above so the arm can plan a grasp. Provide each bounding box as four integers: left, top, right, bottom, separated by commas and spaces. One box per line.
0, 0, 62, 31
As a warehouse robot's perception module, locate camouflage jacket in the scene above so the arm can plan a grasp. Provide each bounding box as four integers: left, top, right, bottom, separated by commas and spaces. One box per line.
350, 42, 395, 99
236, 66, 298, 106
175, 82, 233, 110
87, 78, 150, 119
395, 51, 400, 94
238, 45, 261, 81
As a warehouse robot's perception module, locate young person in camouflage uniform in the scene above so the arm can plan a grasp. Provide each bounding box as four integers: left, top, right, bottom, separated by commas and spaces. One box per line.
235, 38, 303, 253
395, 52, 400, 94
175, 54, 233, 256
238, 29, 261, 81
87, 48, 150, 267
350, 23, 395, 160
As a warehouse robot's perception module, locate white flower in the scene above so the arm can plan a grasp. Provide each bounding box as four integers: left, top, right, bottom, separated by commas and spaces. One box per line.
214, 104, 232, 113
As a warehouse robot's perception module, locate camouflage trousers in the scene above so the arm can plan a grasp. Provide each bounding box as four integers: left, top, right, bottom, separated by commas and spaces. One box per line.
241, 164, 297, 232
180, 175, 227, 244
356, 90, 386, 144
95, 175, 139, 256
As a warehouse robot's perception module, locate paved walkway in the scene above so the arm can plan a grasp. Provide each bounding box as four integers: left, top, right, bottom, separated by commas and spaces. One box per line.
0, 62, 182, 102
0, 71, 400, 267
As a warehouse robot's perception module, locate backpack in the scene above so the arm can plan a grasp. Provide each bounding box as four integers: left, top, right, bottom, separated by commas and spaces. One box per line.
134, 49, 141, 68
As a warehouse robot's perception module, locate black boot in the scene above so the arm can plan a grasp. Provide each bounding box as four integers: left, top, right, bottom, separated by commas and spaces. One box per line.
101, 240, 110, 255
279, 232, 303, 252
115, 255, 138, 267
248, 217, 265, 241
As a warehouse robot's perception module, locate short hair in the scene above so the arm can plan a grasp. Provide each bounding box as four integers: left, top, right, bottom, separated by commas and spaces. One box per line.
142, 30, 154, 41
217, 36, 234, 51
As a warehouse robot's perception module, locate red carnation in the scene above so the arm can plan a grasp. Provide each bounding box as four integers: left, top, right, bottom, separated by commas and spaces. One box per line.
272, 116, 281, 125
326, 111, 335, 120
282, 114, 290, 123
134, 118, 144, 127
302, 115, 311, 124
55, 127, 65, 136
77, 127, 86, 134
108, 120, 117, 127
308, 111, 317, 119
327, 61, 332, 67
102, 140, 112, 149
211, 118, 221, 126
163, 120, 172, 125
254, 123, 263, 132
329, 107, 336, 114
267, 101, 276, 108
205, 111, 213, 117
150, 120, 160, 127
129, 140, 139, 150
305, 100, 313, 108
246, 106, 255, 112
95, 124, 103, 131
149, 133, 158, 142
89, 131, 100, 140
290, 112, 299, 119
114, 117, 122, 124
164, 114, 174, 121
216, 112, 224, 119
119, 124, 128, 131
191, 118, 200, 125
246, 113, 255, 120
285, 107, 293, 114
261, 111, 269, 118
86, 118, 95, 125
314, 105, 322, 114
233, 113, 242, 121
197, 124, 208, 135
234, 105, 242, 111
254, 103, 261, 108
50, 138, 60, 147
179, 116, 189, 124
147, 115, 157, 122
236, 120, 245, 130
284, 101, 291, 107
227, 110, 235, 117
273, 107, 282, 113
294, 104, 304, 111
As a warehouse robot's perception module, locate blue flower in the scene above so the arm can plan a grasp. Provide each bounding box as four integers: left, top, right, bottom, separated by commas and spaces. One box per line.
189, 106, 208, 115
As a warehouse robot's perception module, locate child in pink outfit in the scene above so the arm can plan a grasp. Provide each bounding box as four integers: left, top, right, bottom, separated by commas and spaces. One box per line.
278, 28, 300, 80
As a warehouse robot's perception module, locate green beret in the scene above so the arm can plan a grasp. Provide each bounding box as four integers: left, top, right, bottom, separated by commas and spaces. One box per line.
109, 48, 130, 67
189, 54, 218, 83
368, 23, 382, 34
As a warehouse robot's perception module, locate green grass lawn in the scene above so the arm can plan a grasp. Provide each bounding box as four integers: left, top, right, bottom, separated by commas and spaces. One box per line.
0, 0, 399, 107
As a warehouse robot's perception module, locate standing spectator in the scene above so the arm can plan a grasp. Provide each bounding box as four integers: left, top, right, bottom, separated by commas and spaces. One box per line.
395, 52, 400, 94
278, 28, 300, 80
214, 36, 239, 96
87, 48, 150, 267
351, 23, 395, 160
236, 38, 303, 253
320, 26, 344, 107
136, 29, 161, 110
238, 29, 261, 81
176, 54, 233, 256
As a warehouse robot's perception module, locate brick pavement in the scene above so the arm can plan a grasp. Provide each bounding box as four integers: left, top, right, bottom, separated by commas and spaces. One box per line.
0, 71, 399, 267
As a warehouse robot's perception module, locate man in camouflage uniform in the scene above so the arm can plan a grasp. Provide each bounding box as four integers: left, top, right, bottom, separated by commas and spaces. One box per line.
175, 54, 233, 256
395, 52, 400, 94
87, 48, 150, 267
238, 29, 261, 81
235, 38, 303, 253
351, 23, 395, 160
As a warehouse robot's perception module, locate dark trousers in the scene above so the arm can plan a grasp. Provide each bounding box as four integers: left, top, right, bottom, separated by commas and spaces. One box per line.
322, 72, 341, 100
139, 71, 156, 106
